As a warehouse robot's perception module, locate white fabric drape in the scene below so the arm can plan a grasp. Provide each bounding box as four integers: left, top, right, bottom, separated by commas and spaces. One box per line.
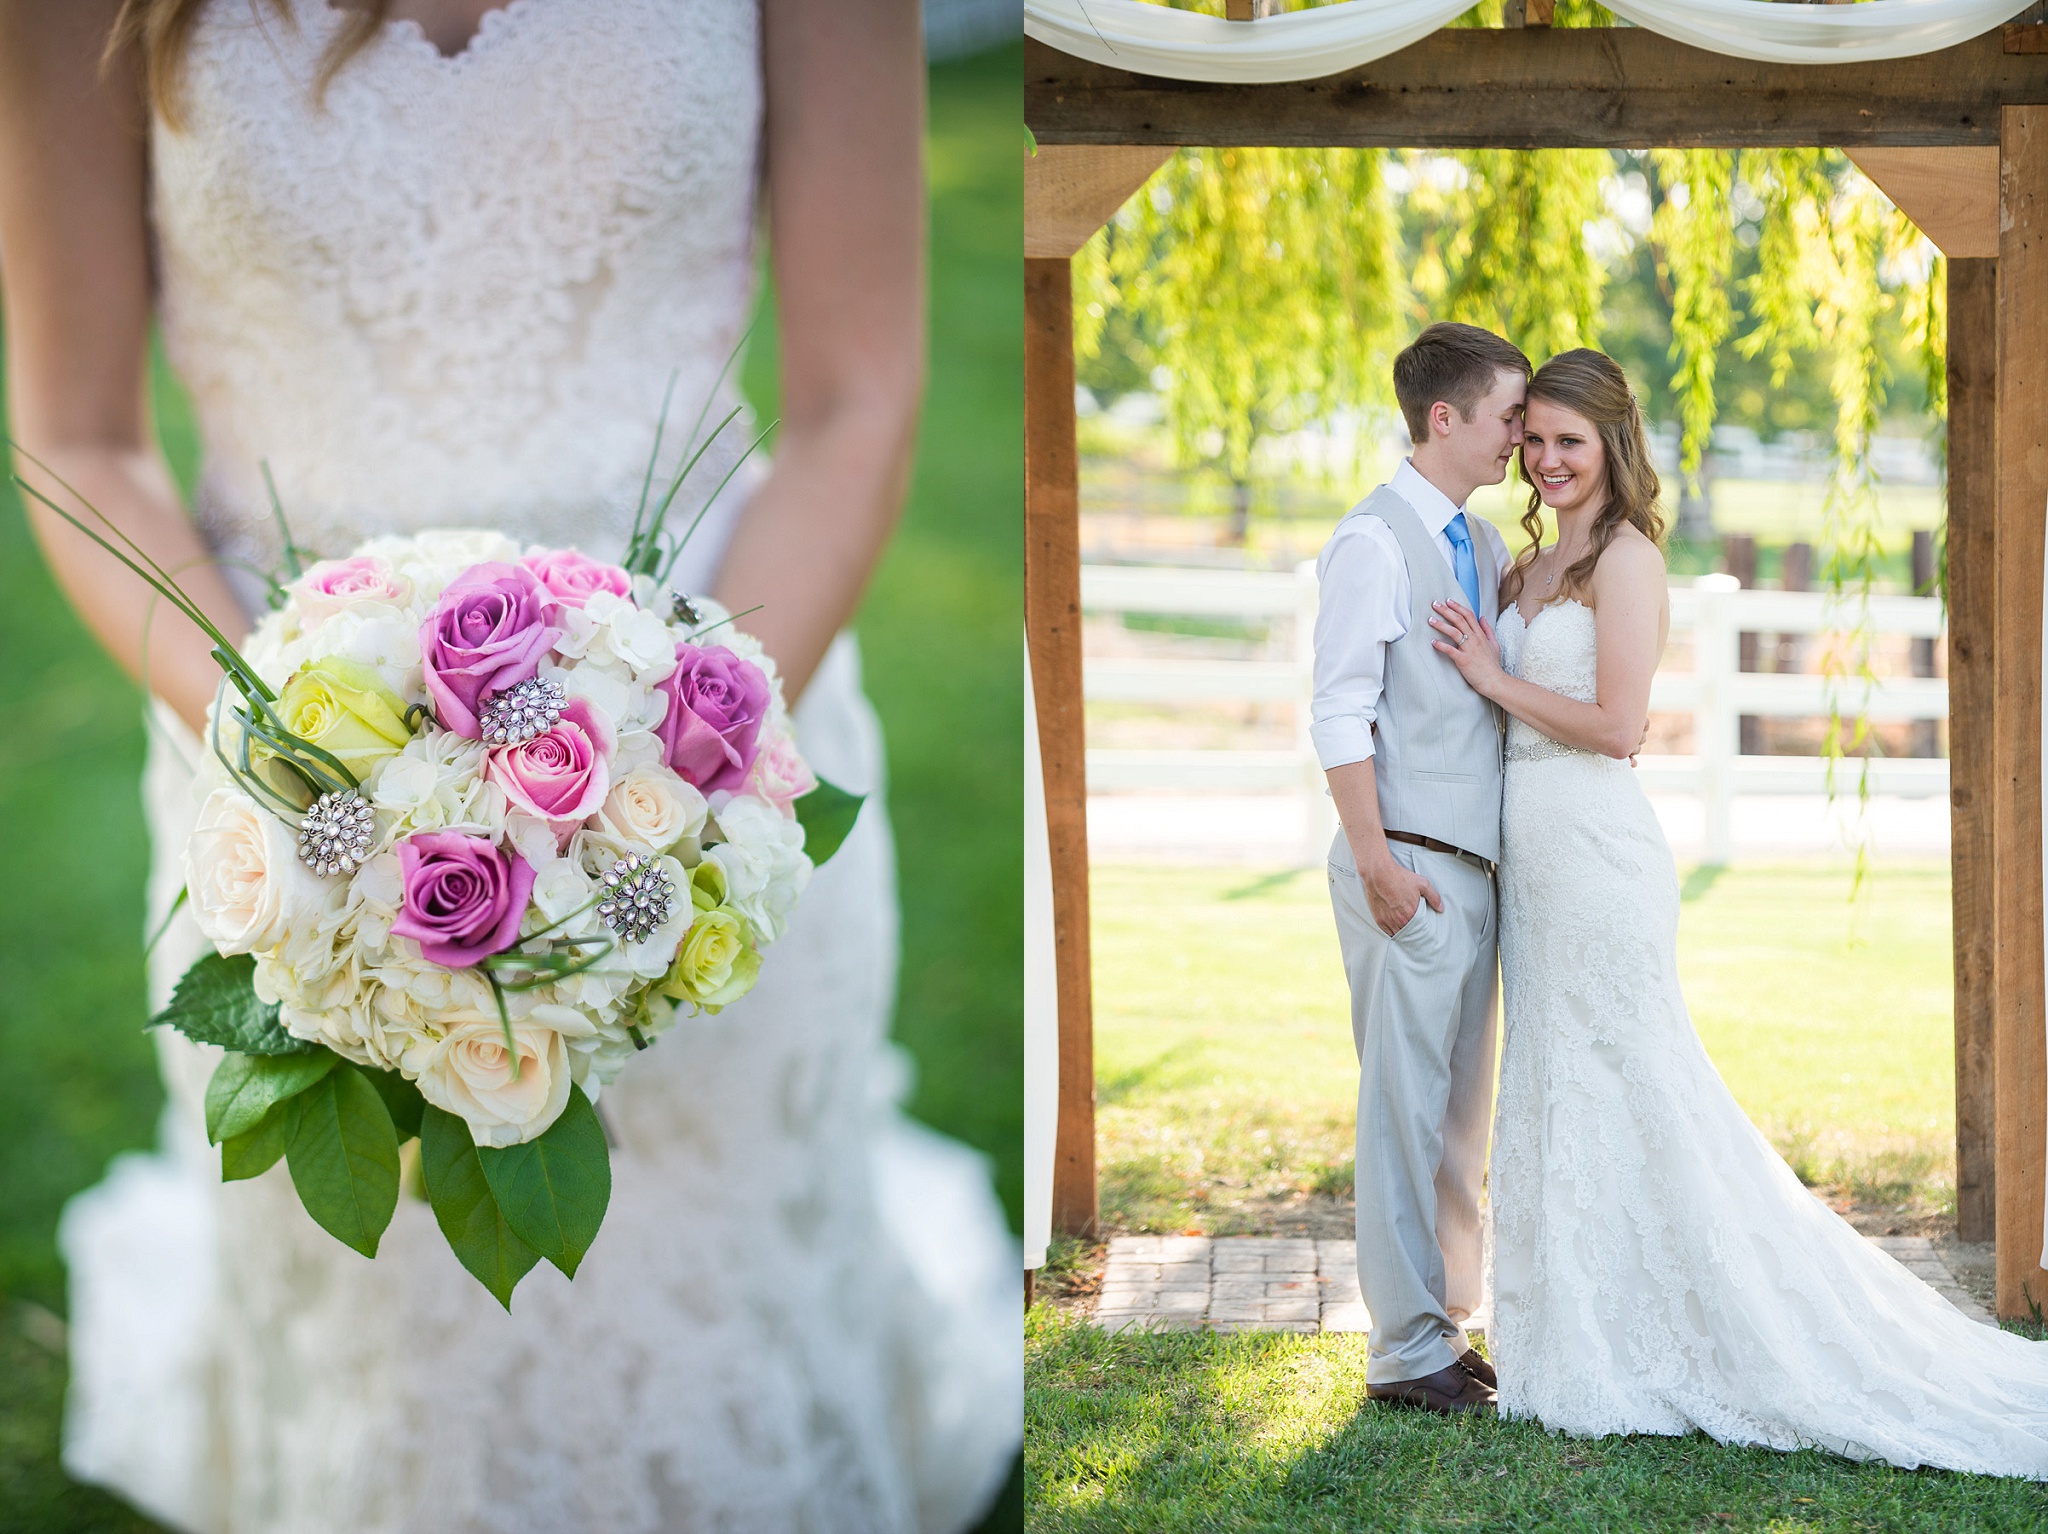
1024, 0, 2038, 81
1024, 642, 1059, 1273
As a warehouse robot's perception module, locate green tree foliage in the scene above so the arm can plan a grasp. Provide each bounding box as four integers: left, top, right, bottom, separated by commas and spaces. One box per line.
1075, 147, 1400, 540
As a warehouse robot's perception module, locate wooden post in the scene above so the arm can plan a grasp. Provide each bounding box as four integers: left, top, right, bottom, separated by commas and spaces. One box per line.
1025, 257, 1098, 1238
1949, 255, 1998, 1246
1995, 107, 2048, 1316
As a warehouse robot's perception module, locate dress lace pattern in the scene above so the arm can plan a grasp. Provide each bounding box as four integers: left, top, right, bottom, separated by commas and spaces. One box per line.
1491, 599, 2048, 1475
56, 5, 1021, 1531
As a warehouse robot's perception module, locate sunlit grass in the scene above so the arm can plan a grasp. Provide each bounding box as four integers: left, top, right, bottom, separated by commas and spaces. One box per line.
1026, 1306, 2048, 1531
1091, 859, 1956, 1234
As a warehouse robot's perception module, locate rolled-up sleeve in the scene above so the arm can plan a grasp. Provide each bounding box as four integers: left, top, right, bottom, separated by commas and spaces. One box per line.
1309, 517, 1407, 770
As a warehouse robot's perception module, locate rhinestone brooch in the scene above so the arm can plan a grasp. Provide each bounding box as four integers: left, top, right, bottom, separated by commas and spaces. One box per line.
598, 853, 676, 945
669, 590, 703, 627
297, 789, 375, 877
479, 676, 566, 747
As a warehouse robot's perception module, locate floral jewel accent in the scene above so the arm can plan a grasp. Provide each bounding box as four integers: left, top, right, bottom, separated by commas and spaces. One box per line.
669, 590, 702, 627
479, 675, 566, 747
297, 789, 376, 877
598, 853, 675, 945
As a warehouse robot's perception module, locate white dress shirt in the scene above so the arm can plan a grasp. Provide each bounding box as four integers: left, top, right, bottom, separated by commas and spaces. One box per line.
1309, 459, 1515, 770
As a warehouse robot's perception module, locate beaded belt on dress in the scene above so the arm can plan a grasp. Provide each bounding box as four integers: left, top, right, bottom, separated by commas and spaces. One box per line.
1505, 735, 1596, 764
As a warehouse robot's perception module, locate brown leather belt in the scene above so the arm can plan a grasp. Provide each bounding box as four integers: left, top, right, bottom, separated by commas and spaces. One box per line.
1384, 829, 1497, 877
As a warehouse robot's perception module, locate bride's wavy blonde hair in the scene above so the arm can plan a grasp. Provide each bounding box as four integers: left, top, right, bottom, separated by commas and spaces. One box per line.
1502, 348, 1665, 606
108, 0, 391, 127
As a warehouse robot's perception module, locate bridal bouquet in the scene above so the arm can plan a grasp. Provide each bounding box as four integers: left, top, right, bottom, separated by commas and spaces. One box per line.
14, 406, 860, 1305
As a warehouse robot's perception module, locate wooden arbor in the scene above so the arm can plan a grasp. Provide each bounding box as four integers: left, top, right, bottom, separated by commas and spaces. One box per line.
1023, 19, 2048, 1319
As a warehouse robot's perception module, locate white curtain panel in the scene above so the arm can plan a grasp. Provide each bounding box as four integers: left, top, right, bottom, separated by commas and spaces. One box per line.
1024, 642, 1059, 1273
1024, 0, 2038, 81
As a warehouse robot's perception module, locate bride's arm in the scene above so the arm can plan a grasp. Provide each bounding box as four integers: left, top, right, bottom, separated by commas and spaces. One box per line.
0, 1, 245, 736
710, 0, 925, 703
1429, 535, 1668, 760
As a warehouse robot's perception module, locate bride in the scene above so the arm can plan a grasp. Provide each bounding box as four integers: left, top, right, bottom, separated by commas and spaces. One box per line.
0, 2, 1018, 1530
1427, 348, 2048, 1475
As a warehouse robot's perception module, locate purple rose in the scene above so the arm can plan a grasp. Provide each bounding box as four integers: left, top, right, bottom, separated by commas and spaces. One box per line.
389, 831, 535, 969
653, 643, 770, 794
420, 563, 560, 739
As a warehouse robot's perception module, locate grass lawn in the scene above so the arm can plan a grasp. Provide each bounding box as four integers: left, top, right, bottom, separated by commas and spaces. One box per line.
1089, 858, 1956, 1236
1033, 858, 1986, 1528
1025, 1308, 2048, 1532
0, 44, 1021, 1532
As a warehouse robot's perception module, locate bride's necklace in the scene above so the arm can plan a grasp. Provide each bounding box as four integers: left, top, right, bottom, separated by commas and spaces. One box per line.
1542, 543, 1583, 591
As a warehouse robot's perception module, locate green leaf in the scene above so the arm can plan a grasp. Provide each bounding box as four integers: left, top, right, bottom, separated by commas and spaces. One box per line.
794, 776, 864, 866
419, 1106, 543, 1309
355, 1064, 426, 1141
204, 1049, 337, 1144
220, 1107, 289, 1182
152, 951, 317, 1056
283, 1067, 401, 1258
476, 1085, 611, 1279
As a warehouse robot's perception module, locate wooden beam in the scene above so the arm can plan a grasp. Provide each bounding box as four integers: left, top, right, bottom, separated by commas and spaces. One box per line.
1027, 31, 2048, 150
1847, 148, 1998, 259
1025, 145, 1172, 260
1995, 106, 2048, 1319
1948, 255, 1998, 1246
1025, 256, 1098, 1238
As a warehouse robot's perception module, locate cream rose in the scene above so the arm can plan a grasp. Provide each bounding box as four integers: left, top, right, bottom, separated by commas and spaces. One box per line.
598, 765, 707, 852
404, 1001, 592, 1147
185, 787, 330, 954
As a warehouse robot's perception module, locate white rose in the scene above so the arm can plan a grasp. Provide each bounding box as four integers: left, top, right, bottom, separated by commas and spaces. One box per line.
185, 788, 332, 954
706, 795, 811, 945
404, 1001, 594, 1147
598, 765, 706, 852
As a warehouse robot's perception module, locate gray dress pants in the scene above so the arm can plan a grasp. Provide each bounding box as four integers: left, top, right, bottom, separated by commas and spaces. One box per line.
1328, 834, 1498, 1385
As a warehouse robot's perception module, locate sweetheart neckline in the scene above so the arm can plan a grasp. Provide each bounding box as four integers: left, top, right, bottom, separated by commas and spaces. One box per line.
318, 0, 540, 68
1503, 595, 1591, 633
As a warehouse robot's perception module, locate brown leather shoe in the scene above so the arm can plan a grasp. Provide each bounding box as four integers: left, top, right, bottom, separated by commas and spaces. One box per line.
1366, 1362, 1496, 1416
1455, 1347, 1497, 1390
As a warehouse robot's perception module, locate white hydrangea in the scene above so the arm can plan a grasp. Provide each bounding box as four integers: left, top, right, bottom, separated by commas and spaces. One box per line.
706, 794, 812, 945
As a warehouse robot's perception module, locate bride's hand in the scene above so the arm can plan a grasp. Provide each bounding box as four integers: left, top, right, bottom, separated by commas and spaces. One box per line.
1428, 600, 1506, 697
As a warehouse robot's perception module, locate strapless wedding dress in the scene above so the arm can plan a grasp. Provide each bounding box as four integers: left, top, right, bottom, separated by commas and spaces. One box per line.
1490, 597, 2048, 1475
56, 3, 1019, 1530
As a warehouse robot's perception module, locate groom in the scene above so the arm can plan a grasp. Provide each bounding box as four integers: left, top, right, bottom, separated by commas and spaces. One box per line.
1313, 322, 1528, 1415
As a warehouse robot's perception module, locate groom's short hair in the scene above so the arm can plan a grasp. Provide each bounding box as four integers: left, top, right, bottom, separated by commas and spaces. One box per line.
1393, 323, 1532, 441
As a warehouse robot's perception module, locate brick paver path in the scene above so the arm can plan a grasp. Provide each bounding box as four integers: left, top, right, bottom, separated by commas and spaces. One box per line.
1092, 1233, 1993, 1334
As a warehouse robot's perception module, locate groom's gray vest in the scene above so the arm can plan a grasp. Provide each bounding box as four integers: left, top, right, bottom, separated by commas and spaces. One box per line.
1354, 485, 1504, 864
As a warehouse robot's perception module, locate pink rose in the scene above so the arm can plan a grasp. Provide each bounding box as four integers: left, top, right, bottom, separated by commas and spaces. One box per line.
389, 831, 535, 969
420, 562, 560, 739
486, 697, 616, 836
745, 732, 816, 815
654, 644, 770, 794
520, 549, 632, 610
292, 555, 413, 622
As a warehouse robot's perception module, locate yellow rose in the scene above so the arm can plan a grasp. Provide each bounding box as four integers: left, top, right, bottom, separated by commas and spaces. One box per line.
686, 858, 728, 914
659, 907, 761, 1013
277, 657, 413, 777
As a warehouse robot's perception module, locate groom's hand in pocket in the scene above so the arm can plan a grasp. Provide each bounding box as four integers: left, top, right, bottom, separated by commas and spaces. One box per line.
1364, 856, 1443, 937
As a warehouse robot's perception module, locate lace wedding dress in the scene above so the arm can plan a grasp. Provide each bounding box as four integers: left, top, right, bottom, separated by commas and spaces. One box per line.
1490, 597, 2048, 1476
55, 3, 1020, 1531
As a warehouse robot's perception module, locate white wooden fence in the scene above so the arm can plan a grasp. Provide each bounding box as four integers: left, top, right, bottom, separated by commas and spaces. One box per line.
1081, 564, 1949, 864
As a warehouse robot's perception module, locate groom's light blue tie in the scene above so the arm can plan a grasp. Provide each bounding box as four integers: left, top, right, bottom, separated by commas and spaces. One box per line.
1445, 512, 1482, 614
